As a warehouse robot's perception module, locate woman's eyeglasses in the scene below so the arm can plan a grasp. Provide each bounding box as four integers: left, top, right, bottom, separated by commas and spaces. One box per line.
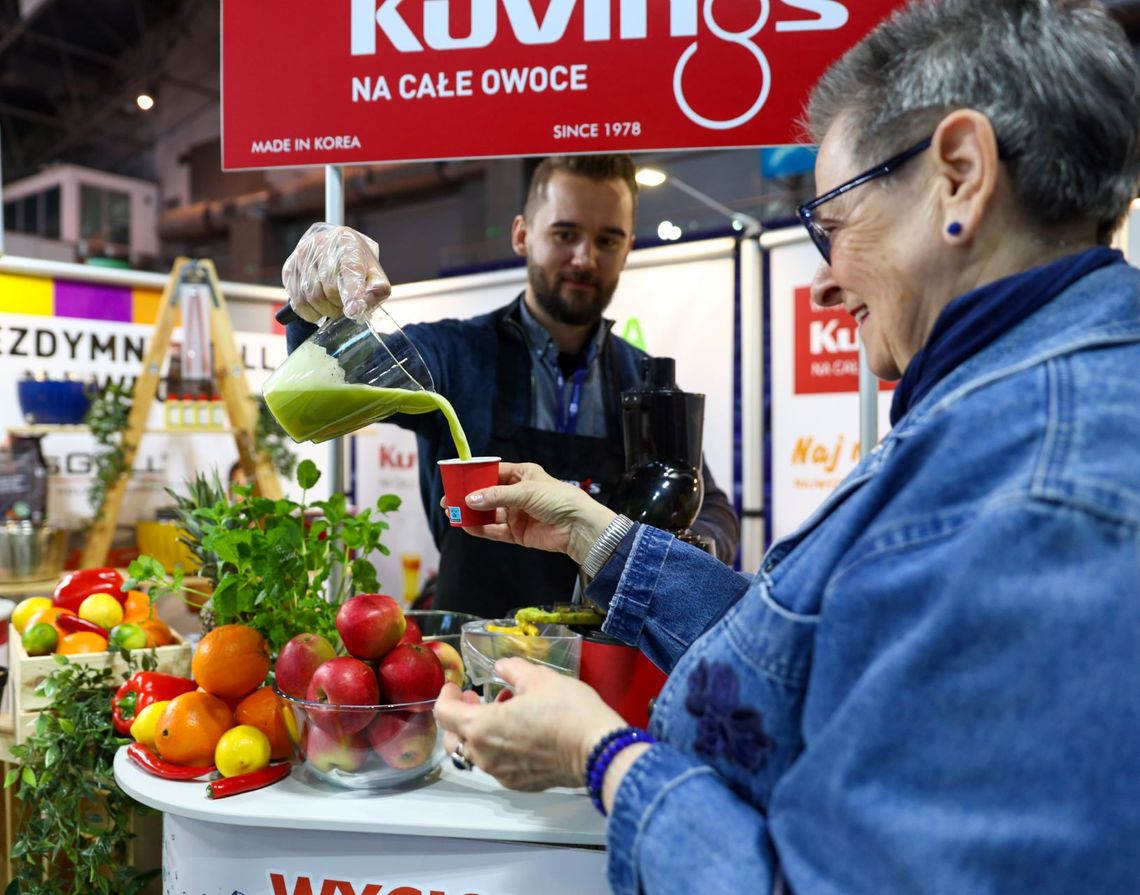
797, 136, 933, 264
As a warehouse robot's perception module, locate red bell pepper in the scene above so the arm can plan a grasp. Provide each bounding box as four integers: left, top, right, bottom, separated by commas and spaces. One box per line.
112, 671, 197, 736
53, 567, 126, 614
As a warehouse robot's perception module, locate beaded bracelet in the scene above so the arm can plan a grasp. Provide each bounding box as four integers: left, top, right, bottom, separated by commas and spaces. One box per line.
584, 725, 657, 816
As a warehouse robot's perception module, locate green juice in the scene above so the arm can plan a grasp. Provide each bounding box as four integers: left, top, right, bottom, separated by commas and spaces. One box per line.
264, 341, 471, 458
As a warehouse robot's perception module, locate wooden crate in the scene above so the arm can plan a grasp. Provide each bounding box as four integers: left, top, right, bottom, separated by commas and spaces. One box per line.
7, 623, 191, 743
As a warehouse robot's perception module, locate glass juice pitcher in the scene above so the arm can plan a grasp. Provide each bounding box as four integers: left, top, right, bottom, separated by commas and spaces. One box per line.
263, 306, 444, 445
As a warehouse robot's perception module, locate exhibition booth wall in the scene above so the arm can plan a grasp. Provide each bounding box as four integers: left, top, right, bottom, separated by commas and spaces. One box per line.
0, 225, 929, 601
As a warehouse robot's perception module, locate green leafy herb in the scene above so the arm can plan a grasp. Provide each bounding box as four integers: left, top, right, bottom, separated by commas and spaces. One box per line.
5, 647, 161, 895
84, 382, 133, 514
126, 459, 400, 653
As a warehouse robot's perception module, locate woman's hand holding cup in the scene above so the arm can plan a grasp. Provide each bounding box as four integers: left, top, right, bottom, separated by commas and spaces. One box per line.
452, 461, 617, 564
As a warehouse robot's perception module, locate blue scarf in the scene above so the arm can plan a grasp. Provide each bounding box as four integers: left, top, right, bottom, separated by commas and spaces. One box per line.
890, 246, 1123, 426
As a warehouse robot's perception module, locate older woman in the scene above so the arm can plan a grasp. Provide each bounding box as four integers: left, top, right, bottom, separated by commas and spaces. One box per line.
431, 0, 1140, 892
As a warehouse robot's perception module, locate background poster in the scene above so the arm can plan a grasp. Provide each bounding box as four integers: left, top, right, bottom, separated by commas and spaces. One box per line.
765, 229, 892, 541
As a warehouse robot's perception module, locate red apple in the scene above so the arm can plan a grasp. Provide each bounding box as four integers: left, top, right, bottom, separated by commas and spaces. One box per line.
305, 656, 379, 735
377, 643, 445, 708
368, 710, 439, 769
274, 632, 337, 699
424, 640, 465, 688
303, 724, 370, 773
336, 593, 406, 660
397, 615, 423, 645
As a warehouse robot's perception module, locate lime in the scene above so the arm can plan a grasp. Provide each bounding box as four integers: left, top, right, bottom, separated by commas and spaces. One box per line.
78, 592, 124, 630
11, 597, 52, 634
22, 621, 58, 656
214, 724, 271, 778
129, 699, 171, 748
108, 622, 148, 651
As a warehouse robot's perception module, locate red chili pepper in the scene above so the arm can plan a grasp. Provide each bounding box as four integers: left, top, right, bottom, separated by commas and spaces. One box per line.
112, 671, 198, 736
206, 762, 291, 799
127, 743, 216, 781
57, 614, 109, 638
53, 568, 126, 614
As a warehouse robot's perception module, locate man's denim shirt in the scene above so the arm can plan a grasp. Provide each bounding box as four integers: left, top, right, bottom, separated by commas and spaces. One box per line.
587, 261, 1140, 894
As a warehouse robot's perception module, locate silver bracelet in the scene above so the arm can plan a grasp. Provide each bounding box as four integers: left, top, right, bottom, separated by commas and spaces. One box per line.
580, 515, 635, 579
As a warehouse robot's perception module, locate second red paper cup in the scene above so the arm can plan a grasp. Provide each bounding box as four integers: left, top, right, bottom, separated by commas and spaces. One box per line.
438, 457, 500, 527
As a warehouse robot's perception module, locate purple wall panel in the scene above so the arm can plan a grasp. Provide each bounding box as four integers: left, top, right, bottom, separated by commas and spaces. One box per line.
54, 280, 133, 322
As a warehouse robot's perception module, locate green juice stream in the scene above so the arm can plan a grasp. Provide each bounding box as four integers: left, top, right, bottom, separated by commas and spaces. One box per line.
264, 345, 471, 458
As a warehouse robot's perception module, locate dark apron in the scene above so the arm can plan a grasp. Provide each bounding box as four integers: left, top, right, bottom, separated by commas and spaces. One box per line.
433, 329, 627, 620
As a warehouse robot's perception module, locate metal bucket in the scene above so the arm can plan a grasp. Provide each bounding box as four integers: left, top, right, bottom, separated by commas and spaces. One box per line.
0, 521, 65, 583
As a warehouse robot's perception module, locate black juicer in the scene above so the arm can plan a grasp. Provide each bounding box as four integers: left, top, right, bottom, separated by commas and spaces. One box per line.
578, 356, 710, 727
610, 357, 714, 553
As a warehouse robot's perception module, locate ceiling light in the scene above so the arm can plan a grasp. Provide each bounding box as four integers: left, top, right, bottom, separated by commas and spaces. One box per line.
136, 92, 155, 112
636, 168, 667, 187
657, 221, 682, 241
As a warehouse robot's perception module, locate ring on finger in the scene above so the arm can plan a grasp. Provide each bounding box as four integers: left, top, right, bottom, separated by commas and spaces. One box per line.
450, 739, 474, 772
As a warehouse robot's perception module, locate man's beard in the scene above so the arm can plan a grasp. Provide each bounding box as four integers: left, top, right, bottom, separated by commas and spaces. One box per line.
528, 262, 616, 327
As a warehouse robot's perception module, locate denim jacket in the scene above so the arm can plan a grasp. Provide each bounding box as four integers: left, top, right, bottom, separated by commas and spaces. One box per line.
587, 261, 1140, 894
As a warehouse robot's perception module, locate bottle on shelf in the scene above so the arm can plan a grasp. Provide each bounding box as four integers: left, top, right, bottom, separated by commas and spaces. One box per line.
210, 395, 227, 430
180, 389, 197, 429
195, 382, 214, 430
165, 394, 182, 429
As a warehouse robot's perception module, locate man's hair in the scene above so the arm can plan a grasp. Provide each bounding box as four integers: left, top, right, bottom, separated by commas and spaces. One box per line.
805, 0, 1140, 243
524, 154, 639, 226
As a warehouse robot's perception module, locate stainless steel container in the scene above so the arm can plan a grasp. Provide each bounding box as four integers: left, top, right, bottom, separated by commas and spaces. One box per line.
0, 521, 65, 583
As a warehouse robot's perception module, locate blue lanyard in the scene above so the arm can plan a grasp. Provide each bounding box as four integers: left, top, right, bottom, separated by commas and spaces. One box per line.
555, 364, 589, 434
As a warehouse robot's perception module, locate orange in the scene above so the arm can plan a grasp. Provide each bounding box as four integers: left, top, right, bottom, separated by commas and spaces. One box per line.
25, 606, 77, 641
234, 686, 295, 760
57, 631, 108, 655
122, 590, 154, 623
199, 686, 242, 715
137, 616, 175, 648
192, 624, 270, 701
154, 690, 234, 766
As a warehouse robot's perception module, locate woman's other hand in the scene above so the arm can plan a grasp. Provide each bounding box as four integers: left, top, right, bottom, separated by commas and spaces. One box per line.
282, 222, 391, 323
434, 658, 624, 791
456, 461, 617, 564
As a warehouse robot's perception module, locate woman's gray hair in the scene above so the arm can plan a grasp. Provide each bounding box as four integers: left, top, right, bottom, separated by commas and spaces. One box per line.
806, 0, 1140, 242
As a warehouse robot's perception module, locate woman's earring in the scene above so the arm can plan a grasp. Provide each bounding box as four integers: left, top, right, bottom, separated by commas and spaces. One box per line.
947, 221, 963, 237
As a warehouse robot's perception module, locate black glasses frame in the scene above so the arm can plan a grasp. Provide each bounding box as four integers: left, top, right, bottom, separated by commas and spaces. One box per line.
797, 136, 933, 264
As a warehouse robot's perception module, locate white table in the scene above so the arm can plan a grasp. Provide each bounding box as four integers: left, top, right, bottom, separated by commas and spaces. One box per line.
115, 747, 608, 894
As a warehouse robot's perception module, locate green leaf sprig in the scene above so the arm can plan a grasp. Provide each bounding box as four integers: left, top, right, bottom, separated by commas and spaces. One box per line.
84, 382, 133, 514
4, 647, 160, 895
126, 459, 400, 653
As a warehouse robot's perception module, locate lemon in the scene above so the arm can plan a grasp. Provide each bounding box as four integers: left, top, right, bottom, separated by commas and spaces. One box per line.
129, 699, 171, 748
78, 593, 123, 630
12, 596, 52, 634
214, 724, 271, 778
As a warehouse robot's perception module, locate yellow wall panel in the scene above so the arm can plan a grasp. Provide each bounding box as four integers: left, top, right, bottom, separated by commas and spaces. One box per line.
0, 274, 53, 315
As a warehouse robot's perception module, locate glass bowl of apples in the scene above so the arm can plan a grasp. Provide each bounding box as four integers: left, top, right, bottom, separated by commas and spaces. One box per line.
273, 596, 473, 789
277, 687, 446, 790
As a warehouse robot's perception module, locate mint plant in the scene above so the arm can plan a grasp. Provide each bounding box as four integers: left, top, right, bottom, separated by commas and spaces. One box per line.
126, 459, 400, 653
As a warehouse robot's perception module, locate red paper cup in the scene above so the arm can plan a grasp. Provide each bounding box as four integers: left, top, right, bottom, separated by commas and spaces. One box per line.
438, 457, 500, 527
